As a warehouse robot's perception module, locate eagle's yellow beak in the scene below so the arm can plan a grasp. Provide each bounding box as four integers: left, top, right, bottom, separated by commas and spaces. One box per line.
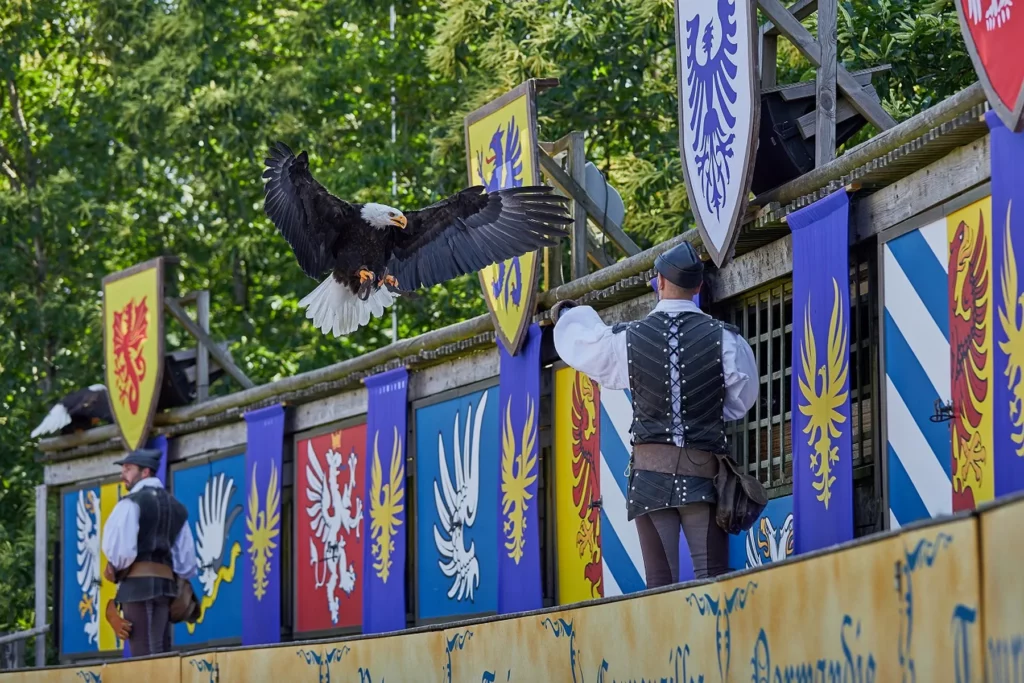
390, 215, 407, 229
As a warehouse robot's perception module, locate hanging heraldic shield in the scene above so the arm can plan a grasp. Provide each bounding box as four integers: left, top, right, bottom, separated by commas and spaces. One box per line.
673, 0, 761, 267
955, 0, 1024, 130
103, 257, 165, 452
465, 80, 544, 356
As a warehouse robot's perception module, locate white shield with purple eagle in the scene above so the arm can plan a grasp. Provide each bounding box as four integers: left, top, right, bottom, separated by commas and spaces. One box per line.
674, 0, 760, 267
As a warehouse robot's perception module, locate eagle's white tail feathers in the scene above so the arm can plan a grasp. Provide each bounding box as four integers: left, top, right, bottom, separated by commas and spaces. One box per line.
299, 276, 397, 337
31, 403, 71, 438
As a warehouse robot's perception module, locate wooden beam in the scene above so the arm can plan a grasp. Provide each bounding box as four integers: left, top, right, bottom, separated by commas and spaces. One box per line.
853, 133, 990, 240
164, 297, 255, 390
196, 290, 211, 402
815, 0, 838, 165
708, 235, 793, 300
33, 484, 46, 667
537, 147, 642, 258
568, 132, 588, 280
752, 81, 985, 207
763, 0, 818, 36
767, 65, 885, 100
756, 0, 897, 130
797, 88, 871, 139
586, 231, 615, 269
761, 32, 778, 88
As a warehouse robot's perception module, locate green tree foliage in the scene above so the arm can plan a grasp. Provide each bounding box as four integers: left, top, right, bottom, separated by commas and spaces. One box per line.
0, 0, 977, 655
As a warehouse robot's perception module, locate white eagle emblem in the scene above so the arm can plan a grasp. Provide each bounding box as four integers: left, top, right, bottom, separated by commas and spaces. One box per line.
744, 513, 795, 567
967, 0, 1012, 31
433, 391, 487, 602
305, 440, 364, 624
75, 490, 101, 644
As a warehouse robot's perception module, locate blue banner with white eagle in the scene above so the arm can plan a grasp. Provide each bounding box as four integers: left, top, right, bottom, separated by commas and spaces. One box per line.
362, 367, 409, 634
416, 385, 500, 621
172, 451, 246, 647
987, 111, 1024, 498
789, 189, 855, 554
242, 404, 284, 646
497, 324, 543, 614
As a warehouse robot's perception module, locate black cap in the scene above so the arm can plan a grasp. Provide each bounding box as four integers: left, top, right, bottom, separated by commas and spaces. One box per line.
654, 241, 703, 289
113, 448, 162, 473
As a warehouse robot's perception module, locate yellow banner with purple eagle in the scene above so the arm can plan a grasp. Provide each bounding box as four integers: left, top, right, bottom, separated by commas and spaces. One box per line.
464, 81, 542, 356
102, 257, 165, 452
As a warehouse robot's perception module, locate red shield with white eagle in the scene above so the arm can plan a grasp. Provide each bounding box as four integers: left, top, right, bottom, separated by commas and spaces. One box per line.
956, 0, 1024, 130
294, 424, 366, 634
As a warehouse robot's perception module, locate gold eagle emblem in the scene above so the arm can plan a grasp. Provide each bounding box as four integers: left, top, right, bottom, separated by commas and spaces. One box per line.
245, 460, 280, 601
369, 427, 405, 583
998, 200, 1024, 457
501, 394, 538, 564
797, 277, 850, 509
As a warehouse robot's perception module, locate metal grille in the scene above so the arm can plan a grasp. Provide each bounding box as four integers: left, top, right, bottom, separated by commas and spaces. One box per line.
718, 245, 879, 493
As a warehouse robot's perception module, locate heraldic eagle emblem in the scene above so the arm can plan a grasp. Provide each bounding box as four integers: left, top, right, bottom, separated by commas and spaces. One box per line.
74, 489, 101, 644
571, 373, 602, 597
501, 394, 538, 564
798, 278, 850, 510
744, 513, 794, 567
369, 427, 405, 583
245, 460, 280, 601
998, 201, 1024, 457
433, 392, 487, 602
190, 471, 243, 632
305, 439, 364, 624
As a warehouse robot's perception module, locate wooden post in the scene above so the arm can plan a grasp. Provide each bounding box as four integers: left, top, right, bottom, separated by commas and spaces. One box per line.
761, 30, 778, 88
196, 290, 211, 402
816, 0, 838, 165
567, 132, 588, 281
34, 484, 46, 667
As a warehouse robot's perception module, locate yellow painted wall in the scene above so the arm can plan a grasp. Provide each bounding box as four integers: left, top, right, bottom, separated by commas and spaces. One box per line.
15, 496, 1024, 682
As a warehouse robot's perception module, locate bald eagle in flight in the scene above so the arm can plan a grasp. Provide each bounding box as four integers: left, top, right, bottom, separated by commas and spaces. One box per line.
262, 142, 572, 337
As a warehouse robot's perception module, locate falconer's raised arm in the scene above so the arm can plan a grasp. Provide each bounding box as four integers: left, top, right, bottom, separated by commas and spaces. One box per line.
552, 302, 630, 390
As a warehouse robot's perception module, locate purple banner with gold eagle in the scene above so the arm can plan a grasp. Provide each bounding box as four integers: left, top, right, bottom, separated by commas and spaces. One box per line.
242, 404, 284, 646
362, 367, 409, 634
497, 323, 543, 614
987, 111, 1024, 498
789, 189, 854, 554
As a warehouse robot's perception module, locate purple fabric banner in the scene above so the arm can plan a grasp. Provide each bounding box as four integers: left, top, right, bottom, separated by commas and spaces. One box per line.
497, 323, 543, 613
789, 189, 854, 554
362, 367, 409, 634
987, 111, 1024, 497
241, 404, 285, 646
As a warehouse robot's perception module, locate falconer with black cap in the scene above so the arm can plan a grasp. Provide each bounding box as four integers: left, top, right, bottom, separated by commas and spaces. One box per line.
551, 240, 758, 583
101, 448, 198, 656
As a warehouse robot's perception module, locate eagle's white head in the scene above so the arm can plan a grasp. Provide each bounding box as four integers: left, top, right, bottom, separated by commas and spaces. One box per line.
361, 203, 407, 230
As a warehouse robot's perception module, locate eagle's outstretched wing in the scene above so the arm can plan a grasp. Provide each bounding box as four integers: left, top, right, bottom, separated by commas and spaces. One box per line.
385, 186, 570, 291
262, 142, 354, 279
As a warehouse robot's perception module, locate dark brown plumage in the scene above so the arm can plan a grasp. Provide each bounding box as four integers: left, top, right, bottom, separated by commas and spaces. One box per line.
261, 141, 572, 337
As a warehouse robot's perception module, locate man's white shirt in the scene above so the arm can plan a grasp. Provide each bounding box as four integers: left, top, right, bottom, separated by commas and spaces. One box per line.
553, 299, 759, 446
101, 476, 199, 578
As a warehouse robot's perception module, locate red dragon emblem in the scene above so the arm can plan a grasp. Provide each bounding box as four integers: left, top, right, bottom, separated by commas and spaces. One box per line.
949, 214, 990, 511
112, 296, 149, 415
570, 372, 602, 597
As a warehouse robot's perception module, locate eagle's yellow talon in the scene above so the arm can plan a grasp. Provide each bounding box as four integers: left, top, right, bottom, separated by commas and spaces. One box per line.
357, 269, 375, 284
384, 275, 399, 288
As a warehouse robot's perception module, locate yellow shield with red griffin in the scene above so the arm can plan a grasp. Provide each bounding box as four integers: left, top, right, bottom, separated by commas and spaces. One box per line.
103, 257, 165, 452
464, 81, 543, 356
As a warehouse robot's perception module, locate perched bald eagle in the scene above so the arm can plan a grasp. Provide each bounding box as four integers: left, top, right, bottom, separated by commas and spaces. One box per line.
30, 384, 111, 438
262, 142, 572, 337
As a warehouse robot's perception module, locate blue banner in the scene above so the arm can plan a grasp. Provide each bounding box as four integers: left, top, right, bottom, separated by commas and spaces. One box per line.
242, 404, 284, 646
789, 189, 854, 554
61, 486, 102, 656
987, 111, 1024, 498
363, 368, 410, 634
416, 385, 499, 620
497, 324, 543, 613
172, 452, 246, 647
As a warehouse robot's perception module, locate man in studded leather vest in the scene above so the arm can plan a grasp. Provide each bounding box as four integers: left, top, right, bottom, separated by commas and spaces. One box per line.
101, 448, 198, 656
551, 241, 758, 583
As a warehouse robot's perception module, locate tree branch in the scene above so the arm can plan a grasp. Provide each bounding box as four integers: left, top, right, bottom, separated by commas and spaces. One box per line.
6, 78, 35, 188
